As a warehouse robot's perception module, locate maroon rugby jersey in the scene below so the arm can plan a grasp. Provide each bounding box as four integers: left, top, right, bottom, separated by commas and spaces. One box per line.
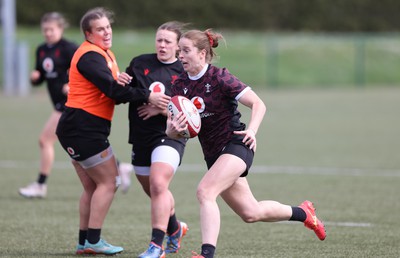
171, 65, 250, 158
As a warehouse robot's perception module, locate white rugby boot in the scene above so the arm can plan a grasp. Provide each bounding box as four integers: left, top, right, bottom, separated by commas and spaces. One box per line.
19, 182, 47, 198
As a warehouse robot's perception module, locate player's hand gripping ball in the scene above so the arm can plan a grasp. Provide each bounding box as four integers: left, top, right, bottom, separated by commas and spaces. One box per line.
168, 95, 201, 138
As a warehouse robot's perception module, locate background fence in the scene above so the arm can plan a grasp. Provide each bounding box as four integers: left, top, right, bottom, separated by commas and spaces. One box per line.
264, 33, 400, 88
2, 0, 400, 94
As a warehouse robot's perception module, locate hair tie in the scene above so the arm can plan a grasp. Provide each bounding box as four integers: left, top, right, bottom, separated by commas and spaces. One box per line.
206, 31, 214, 47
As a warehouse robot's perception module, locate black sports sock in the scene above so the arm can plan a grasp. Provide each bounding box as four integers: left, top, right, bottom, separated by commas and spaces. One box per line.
151, 228, 165, 247
289, 206, 307, 222
87, 228, 101, 244
37, 173, 47, 184
201, 243, 216, 258
78, 230, 87, 246
167, 214, 179, 235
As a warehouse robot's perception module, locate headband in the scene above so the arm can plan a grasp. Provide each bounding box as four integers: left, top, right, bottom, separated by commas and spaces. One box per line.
206, 31, 214, 47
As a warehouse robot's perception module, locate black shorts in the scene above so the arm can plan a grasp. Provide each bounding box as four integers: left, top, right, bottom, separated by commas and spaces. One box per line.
131, 138, 185, 167
56, 107, 111, 161
58, 135, 110, 161
205, 139, 254, 177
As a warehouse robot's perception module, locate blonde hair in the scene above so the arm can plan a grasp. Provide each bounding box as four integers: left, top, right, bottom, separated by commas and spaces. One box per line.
181, 29, 224, 63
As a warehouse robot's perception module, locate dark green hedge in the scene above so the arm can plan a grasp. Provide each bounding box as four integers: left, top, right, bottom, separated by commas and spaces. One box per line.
16, 0, 400, 31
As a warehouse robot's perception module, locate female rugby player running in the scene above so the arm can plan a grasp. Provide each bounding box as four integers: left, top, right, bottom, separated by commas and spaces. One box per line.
124, 21, 189, 258
166, 29, 326, 258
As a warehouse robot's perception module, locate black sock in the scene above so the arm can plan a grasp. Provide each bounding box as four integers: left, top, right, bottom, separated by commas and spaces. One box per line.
289, 206, 307, 222
151, 228, 165, 247
37, 173, 47, 184
201, 243, 216, 258
87, 228, 101, 244
167, 214, 179, 235
78, 230, 87, 246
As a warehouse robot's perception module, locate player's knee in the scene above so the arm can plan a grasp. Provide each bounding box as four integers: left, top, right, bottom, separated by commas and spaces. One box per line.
38, 136, 53, 148
240, 212, 258, 223
82, 186, 95, 197
150, 182, 167, 196
196, 185, 216, 204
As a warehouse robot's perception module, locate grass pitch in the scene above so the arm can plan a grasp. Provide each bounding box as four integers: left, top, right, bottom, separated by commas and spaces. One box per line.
0, 87, 400, 257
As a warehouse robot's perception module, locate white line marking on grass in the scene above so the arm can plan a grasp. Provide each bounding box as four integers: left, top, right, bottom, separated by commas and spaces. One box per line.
250, 165, 400, 177
1, 160, 399, 177
179, 164, 400, 177
282, 221, 372, 227
324, 221, 372, 227
0, 160, 73, 169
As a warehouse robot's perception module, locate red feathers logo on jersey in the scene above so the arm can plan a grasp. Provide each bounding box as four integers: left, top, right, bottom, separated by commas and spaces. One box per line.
149, 81, 165, 93
171, 75, 178, 84
191, 96, 205, 113
144, 68, 150, 75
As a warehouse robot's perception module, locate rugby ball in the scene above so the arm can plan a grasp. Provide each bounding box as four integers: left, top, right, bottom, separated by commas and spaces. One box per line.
168, 95, 201, 138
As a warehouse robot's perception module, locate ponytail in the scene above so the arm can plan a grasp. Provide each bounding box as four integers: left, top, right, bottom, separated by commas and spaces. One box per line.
181, 29, 224, 63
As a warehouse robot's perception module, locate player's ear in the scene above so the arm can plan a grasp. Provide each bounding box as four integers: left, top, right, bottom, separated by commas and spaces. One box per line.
200, 48, 207, 59
84, 30, 91, 40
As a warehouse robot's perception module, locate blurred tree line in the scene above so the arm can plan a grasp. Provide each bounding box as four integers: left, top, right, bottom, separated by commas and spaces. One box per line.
16, 0, 399, 31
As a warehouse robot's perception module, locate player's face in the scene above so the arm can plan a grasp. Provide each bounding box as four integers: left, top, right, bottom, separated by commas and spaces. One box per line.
41, 21, 63, 45
155, 29, 179, 63
85, 17, 112, 50
178, 37, 206, 76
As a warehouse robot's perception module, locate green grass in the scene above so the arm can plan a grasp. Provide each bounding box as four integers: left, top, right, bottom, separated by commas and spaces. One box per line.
1, 88, 400, 257
2, 29, 400, 88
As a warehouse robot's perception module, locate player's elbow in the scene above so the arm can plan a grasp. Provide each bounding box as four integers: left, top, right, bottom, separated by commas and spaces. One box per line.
253, 98, 266, 117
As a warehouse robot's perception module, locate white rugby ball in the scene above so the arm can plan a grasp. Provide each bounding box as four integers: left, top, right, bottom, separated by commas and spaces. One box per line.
168, 95, 201, 138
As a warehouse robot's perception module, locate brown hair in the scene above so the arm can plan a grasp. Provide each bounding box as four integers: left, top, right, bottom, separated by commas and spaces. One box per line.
80, 7, 114, 36
181, 29, 224, 63
157, 21, 188, 43
41, 12, 68, 29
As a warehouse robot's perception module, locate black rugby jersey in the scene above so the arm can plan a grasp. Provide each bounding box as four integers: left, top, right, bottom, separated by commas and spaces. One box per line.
125, 53, 185, 146
33, 38, 78, 110
171, 65, 249, 159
